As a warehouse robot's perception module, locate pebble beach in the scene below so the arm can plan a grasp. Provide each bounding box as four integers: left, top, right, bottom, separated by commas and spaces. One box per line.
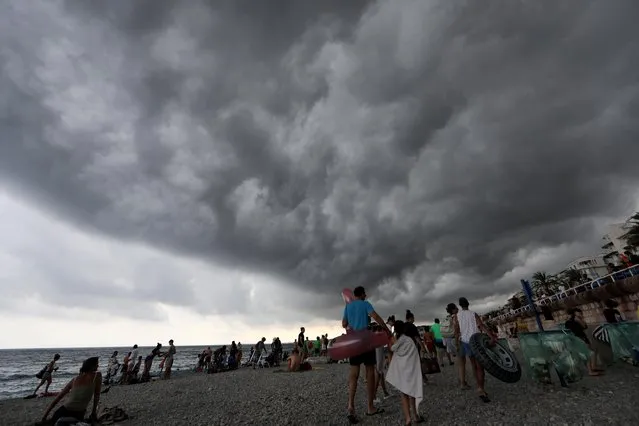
1, 361, 638, 425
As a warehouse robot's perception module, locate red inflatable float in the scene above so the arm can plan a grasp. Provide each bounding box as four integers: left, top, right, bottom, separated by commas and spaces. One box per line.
341, 288, 354, 304
328, 329, 390, 360
328, 288, 390, 360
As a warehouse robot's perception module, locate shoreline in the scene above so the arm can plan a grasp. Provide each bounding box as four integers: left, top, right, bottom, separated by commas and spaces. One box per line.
1, 363, 638, 425
0, 368, 196, 402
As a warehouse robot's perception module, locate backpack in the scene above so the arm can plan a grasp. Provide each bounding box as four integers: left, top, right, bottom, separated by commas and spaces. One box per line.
440, 315, 455, 338
35, 366, 47, 379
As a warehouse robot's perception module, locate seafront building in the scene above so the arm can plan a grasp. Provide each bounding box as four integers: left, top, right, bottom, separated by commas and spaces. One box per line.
562, 255, 608, 280
559, 221, 637, 281
601, 222, 635, 264
495, 221, 638, 319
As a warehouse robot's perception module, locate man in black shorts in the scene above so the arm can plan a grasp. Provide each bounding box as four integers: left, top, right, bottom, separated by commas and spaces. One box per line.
342, 286, 391, 423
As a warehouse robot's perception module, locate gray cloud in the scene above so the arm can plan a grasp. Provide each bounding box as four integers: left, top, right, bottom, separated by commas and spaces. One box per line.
2, 0, 639, 322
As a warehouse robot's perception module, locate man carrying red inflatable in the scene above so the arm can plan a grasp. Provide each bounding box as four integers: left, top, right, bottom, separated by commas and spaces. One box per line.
342, 286, 391, 424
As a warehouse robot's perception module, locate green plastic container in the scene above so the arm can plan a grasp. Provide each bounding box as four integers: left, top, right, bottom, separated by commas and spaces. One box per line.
518, 330, 589, 384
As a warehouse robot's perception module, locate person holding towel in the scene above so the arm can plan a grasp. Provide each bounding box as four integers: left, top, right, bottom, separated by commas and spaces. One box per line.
386, 320, 425, 425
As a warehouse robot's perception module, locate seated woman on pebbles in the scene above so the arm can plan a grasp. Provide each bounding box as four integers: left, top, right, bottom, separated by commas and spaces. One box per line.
38, 357, 101, 425
288, 349, 301, 372
287, 349, 312, 372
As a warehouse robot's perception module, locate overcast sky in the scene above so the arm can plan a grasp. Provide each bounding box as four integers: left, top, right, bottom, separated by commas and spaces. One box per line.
1, 0, 639, 349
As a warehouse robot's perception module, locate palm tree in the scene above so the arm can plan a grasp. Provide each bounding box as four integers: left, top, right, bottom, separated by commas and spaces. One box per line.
532, 271, 557, 295
563, 269, 583, 285
621, 212, 639, 249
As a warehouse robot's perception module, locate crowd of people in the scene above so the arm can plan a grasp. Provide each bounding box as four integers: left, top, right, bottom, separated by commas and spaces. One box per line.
341, 285, 497, 425
29, 339, 177, 424
102, 339, 177, 386
30, 289, 498, 425
194, 337, 289, 372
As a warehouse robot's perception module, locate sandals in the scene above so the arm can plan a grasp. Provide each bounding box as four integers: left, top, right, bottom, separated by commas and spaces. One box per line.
366, 408, 385, 416
479, 393, 491, 403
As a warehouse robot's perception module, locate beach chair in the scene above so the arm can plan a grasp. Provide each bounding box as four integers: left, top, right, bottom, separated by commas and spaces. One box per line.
256, 351, 270, 368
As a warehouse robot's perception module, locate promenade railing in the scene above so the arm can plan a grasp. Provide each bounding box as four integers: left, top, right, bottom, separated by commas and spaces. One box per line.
492, 264, 639, 322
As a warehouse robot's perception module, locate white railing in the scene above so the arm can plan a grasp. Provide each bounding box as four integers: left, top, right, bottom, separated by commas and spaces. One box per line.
491, 264, 639, 322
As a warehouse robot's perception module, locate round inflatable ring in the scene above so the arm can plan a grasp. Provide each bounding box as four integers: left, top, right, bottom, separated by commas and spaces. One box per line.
469, 333, 522, 383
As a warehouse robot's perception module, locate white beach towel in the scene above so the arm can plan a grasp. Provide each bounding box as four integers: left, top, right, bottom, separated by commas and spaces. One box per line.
386, 335, 423, 408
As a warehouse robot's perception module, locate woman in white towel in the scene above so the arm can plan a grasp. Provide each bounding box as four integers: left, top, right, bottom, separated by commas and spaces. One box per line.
386, 320, 425, 425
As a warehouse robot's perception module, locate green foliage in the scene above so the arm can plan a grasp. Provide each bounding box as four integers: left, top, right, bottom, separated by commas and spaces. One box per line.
621, 212, 639, 248
531, 271, 559, 294
563, 268, 583, 284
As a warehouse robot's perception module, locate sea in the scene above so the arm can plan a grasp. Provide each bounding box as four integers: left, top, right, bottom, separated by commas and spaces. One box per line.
0, 344, 295, 400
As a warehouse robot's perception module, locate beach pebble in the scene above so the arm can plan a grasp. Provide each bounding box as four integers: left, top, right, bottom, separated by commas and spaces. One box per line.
2, 363, 639, 425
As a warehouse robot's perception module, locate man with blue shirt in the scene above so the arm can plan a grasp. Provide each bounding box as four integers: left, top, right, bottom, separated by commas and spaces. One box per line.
342, 286, 391, 423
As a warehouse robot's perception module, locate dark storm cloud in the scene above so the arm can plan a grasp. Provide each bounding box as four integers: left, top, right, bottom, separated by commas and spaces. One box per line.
2, 0, 639, 319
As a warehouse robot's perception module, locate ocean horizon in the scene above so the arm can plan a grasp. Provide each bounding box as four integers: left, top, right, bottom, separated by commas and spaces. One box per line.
0, 343, 296, 400
0, 340, 298, 351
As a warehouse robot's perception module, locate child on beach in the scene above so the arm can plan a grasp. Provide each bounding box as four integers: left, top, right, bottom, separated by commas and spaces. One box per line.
386, 320, 424, 425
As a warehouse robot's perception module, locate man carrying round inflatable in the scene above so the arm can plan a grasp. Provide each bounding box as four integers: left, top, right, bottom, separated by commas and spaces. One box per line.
342, 286, 392, 424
